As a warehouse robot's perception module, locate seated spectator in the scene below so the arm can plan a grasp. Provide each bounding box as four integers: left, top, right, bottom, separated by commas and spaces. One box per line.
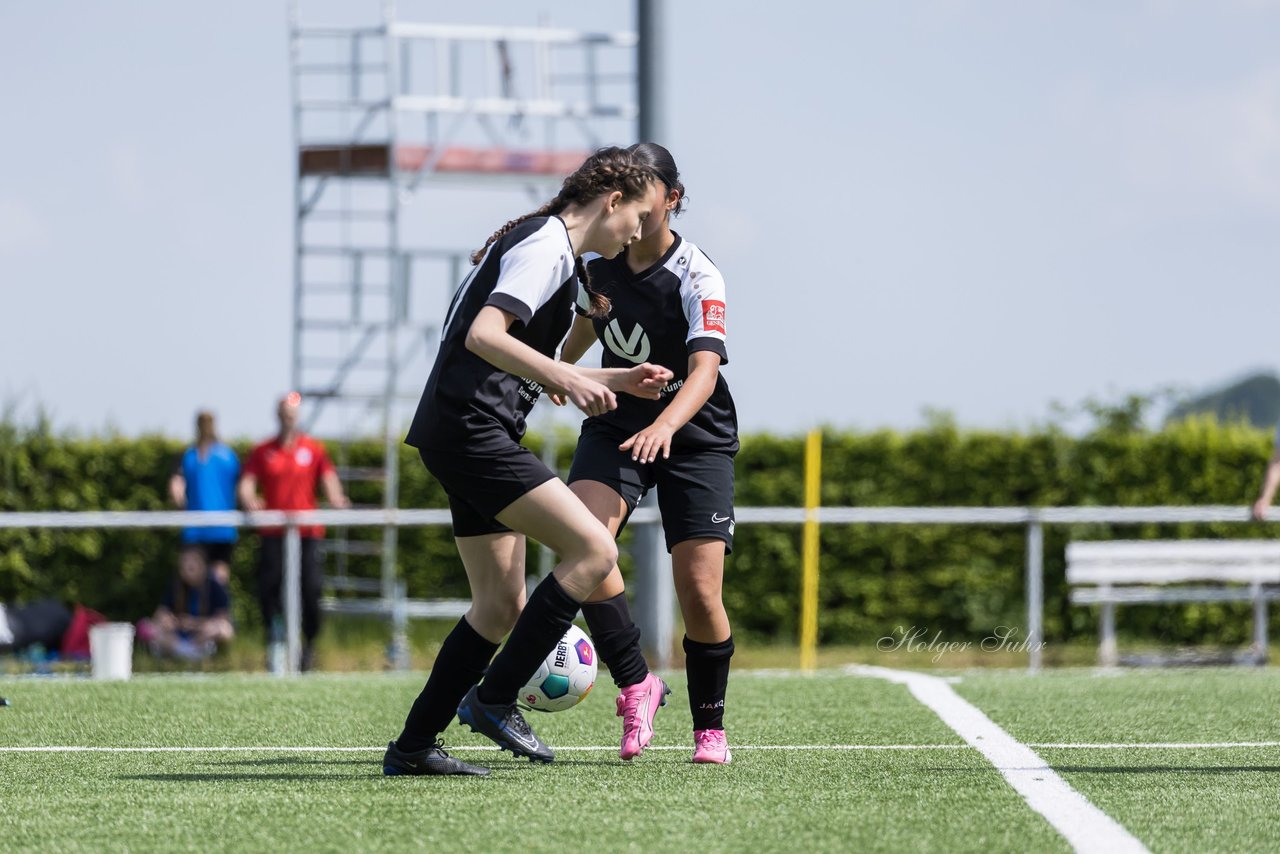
136, 545, 234, 660
0, 598, 106, 668
0, 598, 72, 654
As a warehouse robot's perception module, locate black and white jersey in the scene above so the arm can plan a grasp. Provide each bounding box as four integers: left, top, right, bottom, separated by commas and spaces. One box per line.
580, 233, 738, 453
406, 216, 576, 452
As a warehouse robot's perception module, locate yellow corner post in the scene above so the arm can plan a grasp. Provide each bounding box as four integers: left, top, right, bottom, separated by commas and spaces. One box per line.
800, 428, 822, 671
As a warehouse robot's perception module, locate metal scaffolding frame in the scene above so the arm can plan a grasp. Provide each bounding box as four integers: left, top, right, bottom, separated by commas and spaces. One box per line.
287, 2, 637, 665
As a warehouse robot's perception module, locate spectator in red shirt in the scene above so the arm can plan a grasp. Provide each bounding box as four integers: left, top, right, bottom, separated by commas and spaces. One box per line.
238, 392, 349, 672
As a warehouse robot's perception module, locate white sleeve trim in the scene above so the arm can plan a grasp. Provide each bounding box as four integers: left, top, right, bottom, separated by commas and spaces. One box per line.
678, 245, 727, 348
491, 220, 575, 321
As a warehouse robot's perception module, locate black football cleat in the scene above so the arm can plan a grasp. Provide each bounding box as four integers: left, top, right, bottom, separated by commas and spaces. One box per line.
382, 740, 490, 777
456, 686, 555, 763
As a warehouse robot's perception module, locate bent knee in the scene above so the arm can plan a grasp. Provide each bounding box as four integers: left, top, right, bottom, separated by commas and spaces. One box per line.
470, 597, 522, 635
676, 581, 724, 612
585, 534, 619, 576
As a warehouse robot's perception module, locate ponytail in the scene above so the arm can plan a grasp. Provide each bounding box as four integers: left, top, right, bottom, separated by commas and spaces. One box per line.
470, 146, 658, 318
576, 257, 610, 318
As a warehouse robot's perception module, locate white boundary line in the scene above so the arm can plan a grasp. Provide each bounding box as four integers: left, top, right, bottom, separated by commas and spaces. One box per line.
0, 744, 968, 754
3, 741, 1276, 755
1030, 742, 1280, 750
848, 665, 1151, 854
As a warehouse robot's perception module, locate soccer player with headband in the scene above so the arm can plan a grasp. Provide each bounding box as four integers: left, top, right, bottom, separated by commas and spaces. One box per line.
555, 143, 739, 765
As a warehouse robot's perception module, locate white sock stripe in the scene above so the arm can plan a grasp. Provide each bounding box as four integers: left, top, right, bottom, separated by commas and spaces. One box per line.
848, 665, 1151, 854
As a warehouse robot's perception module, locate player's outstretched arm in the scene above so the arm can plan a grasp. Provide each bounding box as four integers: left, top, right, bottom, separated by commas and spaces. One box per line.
466, 305, 617, 416
619, 351, 720, 463
582, 363, 674, 401
548, 315, 602, 407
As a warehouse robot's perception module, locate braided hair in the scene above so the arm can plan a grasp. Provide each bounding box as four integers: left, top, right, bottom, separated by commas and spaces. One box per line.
471, 146, 658, 317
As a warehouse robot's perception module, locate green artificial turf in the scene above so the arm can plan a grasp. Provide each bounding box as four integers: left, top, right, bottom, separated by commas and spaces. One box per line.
2, 667, 1276, 852
954, 668, 1280, 852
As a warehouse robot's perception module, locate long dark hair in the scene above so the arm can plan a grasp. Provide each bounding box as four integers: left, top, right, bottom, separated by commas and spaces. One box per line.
471, 146, 657, 317
174, 545, 212, 618
627, 142, 686, 215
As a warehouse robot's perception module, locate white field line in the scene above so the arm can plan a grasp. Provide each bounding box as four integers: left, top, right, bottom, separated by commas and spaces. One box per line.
0, 744, 967, 754
2, 742, 1277, 754
849, 665, 1150, 854
1031, 742, 1280, 750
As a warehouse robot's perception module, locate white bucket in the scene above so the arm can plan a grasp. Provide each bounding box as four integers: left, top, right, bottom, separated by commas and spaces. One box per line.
89, 622, 135, 681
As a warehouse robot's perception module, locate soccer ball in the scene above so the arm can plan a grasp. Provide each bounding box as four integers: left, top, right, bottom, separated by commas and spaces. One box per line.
518, 624, 597, 712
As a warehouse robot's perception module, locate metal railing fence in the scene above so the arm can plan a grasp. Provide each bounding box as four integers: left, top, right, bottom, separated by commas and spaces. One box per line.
0, 506, 1261, 673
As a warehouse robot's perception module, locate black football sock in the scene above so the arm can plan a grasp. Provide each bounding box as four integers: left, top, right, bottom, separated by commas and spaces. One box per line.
581, 593, 650, 689
684, 635, 734, 731
396, 617, 498, 752
476, 574, 580, 706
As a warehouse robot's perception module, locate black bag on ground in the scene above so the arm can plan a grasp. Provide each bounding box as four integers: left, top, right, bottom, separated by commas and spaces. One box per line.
4, 599, 73, 651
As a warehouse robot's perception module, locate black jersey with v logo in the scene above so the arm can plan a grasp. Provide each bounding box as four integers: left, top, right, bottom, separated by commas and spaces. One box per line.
407, 216, 577, 452
581, 234, 738, 453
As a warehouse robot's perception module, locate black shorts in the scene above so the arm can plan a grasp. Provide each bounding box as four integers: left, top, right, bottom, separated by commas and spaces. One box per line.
418, 443, 557, 538
201, 542, 234, 565
567, 425, 735, 554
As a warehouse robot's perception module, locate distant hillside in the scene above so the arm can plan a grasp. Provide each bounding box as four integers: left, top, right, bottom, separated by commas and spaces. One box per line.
1166, 371, 1280, 429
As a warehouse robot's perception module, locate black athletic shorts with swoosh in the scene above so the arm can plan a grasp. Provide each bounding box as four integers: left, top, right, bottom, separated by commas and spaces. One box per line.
568, 422, 735, 554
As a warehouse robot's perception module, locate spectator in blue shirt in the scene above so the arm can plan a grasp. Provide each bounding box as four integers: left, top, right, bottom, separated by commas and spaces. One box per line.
137, 545, 234, 660
169, 410, 240, 585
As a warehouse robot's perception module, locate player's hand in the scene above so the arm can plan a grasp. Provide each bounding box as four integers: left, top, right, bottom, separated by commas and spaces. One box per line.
548, 392, 567, 406
1252, 499, 1269, 521
242, 494, 266, 512
618, 363, 674, 400
564, 373, 618, 417
619, 422, 675, 463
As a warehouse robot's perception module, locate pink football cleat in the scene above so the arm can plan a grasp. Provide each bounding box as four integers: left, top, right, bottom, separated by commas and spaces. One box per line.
692, 729, 732, 764
615, 672, 670, 760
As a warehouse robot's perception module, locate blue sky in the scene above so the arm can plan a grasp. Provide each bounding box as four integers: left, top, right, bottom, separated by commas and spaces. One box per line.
2, 1, 1278, 440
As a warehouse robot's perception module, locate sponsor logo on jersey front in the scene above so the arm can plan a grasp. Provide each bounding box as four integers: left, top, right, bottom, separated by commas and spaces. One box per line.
518, 377, 545, 405
702, 300, 726, 334
603, 319, 651, 363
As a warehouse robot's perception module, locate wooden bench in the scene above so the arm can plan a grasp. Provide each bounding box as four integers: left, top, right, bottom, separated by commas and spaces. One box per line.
1066, 540, 1280, 666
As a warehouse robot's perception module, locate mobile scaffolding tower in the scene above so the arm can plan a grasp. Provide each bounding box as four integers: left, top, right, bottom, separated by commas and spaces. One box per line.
288, 3, 638, 665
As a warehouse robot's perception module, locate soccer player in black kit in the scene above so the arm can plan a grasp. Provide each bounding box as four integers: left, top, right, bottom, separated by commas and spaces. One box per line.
382, 148, 670, 776
555, 143, 739, 764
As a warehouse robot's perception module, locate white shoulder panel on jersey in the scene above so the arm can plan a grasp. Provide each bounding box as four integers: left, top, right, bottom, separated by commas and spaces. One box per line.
492, 219, 575, 320
575, 280, 593, 315
672, 241, 727, 346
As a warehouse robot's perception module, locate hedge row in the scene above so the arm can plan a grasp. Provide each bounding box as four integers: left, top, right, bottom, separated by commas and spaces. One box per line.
0, 415, 1272, 645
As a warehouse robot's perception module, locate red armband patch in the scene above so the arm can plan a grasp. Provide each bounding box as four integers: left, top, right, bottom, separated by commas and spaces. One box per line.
701, 300, 726, 334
